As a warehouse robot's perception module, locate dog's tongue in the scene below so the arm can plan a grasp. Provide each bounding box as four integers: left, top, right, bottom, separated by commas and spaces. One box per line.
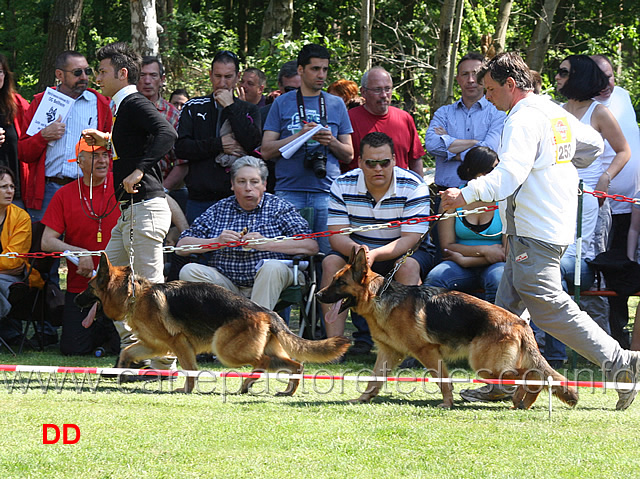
325, 301, 341, 324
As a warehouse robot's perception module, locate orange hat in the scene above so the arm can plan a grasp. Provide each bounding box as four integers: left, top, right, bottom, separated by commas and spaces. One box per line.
69, 138, 108, 162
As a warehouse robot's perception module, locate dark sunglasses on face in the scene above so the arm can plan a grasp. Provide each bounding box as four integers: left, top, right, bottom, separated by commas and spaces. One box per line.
556, 67, 570, 78
364, 158, 392, 169
63, 67, 93, 77
283, 86, 298, 93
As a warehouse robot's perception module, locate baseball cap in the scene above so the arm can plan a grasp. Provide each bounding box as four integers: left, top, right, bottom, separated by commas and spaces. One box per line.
68, 137, 108, 162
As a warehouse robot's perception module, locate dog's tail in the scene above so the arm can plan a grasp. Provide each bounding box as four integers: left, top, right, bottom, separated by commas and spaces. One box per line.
269, 313, 350, 363
522, 330, 578, 407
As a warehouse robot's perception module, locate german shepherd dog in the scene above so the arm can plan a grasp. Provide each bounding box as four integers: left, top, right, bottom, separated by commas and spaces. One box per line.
76, 253, 350, 395
317, 248, 578, 409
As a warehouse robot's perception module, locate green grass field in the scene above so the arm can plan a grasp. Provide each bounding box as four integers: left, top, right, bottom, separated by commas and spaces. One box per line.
1, 347, 639, 479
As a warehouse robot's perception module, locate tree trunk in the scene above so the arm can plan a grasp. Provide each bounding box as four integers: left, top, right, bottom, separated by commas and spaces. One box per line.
238, 0, 248, 59
359, 0, 374, 72
261, 0, 294, 42
525, 0, 562, 72
493, 0, 513, 55
446, 0, 464, 96
37, 0, 84, 92
131, 0, 159, 57
430, 0, 458, 113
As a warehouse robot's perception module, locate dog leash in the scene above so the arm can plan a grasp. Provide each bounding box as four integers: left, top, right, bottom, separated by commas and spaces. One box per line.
378, 212, 444, 296
128, 191, 136, 299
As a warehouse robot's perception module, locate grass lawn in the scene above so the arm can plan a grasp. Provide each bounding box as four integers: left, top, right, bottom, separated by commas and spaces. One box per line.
1, 347, 639, 479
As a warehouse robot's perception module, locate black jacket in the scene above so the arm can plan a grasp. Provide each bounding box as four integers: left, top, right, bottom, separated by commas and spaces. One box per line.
112, 92, 177, 204
174, 94, 262, 202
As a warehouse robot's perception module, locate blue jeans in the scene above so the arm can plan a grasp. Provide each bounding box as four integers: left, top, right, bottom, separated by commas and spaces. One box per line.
533, 256, 596, 363
186, 199, 216, 225
275, 190, 330, 254
27, 181, 63, 222
424, 260, 504, 303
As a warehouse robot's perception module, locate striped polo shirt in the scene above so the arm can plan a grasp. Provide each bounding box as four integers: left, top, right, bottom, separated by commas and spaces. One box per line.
328, 167, 430, 248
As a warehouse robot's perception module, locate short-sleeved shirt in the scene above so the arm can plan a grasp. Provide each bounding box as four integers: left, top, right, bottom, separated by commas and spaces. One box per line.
346, 105, 425, 171
41, 175, 120, 293
178, 193, 313, 287
328, 166, 430, 249
264, 90, 353, 193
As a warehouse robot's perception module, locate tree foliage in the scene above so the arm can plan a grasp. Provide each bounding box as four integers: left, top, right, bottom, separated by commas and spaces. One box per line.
0, 0, 638, 125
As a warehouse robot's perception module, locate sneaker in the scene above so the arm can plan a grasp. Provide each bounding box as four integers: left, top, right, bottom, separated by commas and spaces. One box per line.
345, 341, 372, 356
459, 384, 514, 403
398, 357, 422, 369
615, 351, 640, 411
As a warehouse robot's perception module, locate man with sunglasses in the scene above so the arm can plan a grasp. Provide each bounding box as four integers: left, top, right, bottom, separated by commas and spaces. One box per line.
19, 51, 112, 221
174, 50, 262, 224
344, 66, 426, 176
319, 132, 433, 354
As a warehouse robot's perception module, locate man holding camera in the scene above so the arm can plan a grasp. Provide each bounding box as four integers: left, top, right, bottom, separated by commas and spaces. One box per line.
262, 44, 353, 253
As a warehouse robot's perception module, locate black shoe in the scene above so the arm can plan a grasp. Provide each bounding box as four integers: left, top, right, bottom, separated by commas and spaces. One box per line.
345, 341, 372, 356
398, 357, 422, 369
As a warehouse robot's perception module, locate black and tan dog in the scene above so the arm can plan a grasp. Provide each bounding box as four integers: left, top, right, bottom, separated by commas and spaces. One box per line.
76, 253, 350, 395
316, 248, 578, 409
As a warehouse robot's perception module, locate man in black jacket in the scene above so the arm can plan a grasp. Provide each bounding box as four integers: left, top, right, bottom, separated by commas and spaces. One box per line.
174, 50, 262, 223
82, 42, 177, 372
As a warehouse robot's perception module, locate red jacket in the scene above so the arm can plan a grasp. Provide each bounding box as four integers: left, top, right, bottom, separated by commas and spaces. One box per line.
18, 88, 112, 210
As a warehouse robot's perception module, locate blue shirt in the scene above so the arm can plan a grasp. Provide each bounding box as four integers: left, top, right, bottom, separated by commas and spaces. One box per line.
45, 89, 99, 178
178, 193, 313, 286
264, 90, 353, 193
424, 96, 505, 187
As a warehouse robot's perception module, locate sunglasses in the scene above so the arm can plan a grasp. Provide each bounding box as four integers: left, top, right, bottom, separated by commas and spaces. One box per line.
363, 86, 393, 95
364, 158, 392, 169
556, 67, 570, 78
283, 86, 298, 93
62, 67, 93, 77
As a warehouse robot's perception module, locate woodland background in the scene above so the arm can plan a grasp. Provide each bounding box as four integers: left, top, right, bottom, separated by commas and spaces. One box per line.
1, 0, 638, 137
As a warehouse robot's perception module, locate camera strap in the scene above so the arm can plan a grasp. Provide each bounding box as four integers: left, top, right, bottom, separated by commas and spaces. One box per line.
296, 90, 327, 126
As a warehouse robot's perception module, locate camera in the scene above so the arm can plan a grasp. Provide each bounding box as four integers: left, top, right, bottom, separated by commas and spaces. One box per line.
304, 150, 327, 179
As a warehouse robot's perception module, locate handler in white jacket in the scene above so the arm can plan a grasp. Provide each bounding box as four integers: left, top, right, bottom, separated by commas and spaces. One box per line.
440, 52, 640, 411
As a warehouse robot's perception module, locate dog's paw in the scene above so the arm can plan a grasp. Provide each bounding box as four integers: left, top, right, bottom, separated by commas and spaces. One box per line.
173, 386, 191, 394
347, 397, 372, 404
437, 402, 453, 409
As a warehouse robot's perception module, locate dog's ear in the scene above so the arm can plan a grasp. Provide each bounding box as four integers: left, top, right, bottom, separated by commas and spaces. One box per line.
96, 252, 111, 288
348, 246, 356, 264
352, 247, 368, 283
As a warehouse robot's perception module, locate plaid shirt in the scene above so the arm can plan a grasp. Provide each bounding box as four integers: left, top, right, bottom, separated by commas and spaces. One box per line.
153, 97, 188, 179
179, 193, 313, 286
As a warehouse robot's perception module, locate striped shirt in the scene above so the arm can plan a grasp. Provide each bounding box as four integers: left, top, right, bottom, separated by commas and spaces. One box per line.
328, 167, 430, 248
45, 89, 98, 178
178, 193, 313, 286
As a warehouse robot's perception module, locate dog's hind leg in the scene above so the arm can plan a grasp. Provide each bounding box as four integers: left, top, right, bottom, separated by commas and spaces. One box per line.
241, 355, 271, 394
351, 344, 402, 403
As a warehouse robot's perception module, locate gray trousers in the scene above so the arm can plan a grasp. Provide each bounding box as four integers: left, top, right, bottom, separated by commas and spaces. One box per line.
497, 236, 630, 377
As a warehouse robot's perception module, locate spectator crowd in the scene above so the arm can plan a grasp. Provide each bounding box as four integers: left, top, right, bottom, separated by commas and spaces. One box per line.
1, 40, 640, 409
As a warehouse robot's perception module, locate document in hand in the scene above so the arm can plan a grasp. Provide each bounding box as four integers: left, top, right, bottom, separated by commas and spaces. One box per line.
26, 87, 74, 137
279, 124, 329, 159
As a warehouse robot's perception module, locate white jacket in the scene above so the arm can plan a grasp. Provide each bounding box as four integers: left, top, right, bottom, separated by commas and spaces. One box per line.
461, 94, 604, 245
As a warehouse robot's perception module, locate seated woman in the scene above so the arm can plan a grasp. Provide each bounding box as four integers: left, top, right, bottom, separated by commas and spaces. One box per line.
424, 146, 504, 303
0, 166, 43, 346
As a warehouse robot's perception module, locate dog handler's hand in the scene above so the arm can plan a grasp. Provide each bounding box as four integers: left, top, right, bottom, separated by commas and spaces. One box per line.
123, 169, 144, 194
76, 255, 95, 278
439, 188, 466, 211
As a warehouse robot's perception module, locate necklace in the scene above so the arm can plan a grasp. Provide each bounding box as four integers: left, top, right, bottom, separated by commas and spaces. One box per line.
77, 176, 109, 243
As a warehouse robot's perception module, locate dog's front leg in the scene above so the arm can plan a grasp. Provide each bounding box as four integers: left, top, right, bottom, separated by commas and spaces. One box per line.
350, 345, 402, 404
413, 346, 454, 408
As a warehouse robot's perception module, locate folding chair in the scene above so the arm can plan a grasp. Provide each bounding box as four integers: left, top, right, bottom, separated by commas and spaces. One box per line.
273, 207, 324, 340
10, 221, 52, 353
